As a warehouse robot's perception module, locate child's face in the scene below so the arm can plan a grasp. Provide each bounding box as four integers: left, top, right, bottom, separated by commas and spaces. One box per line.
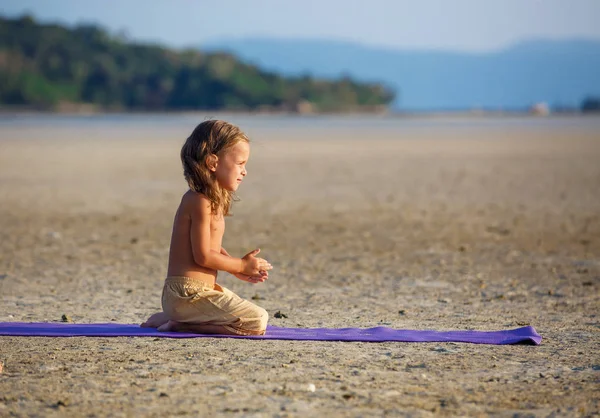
214, 141, 249, 192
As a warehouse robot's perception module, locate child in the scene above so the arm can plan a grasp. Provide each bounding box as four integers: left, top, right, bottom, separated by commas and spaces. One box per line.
141, 120, 272, 335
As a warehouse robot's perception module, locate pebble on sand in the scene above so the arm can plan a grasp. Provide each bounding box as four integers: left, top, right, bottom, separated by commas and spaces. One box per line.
47, 231, 62, 240
55, 399, 69, 407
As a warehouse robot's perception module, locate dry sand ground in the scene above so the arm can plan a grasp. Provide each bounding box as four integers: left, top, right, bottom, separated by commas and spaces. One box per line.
0, 116, 599, 417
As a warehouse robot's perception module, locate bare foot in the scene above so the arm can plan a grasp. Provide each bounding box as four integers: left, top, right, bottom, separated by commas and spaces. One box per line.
157, 320, 181, 332
140, 312, 170, 328
156, 321, 247, 335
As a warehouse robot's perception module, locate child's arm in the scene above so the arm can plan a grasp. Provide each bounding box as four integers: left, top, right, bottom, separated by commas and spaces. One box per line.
188, 194, 272, 276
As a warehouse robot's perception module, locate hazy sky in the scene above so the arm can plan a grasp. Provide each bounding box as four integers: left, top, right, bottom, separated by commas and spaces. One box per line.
2, 0, 599, 52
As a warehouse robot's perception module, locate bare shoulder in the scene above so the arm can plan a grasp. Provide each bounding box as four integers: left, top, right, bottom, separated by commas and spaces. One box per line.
181, 190, 211, 217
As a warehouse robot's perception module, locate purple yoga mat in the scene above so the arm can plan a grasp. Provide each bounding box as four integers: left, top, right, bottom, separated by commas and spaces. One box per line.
0, 322, 541, 345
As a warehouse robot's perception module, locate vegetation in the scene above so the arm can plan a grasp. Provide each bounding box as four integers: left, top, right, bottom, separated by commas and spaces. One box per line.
0, 15, 395, 112
581, 97, 600, 113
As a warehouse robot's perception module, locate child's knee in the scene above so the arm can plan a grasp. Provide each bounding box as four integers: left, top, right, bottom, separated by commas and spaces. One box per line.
237, 307, 268, 336
247, 306, 268, 334
258, 307, 269, 331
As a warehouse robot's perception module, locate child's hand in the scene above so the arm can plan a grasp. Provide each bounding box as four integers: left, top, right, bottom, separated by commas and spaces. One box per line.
234, 270, 268, 283
241, 248, 272, 276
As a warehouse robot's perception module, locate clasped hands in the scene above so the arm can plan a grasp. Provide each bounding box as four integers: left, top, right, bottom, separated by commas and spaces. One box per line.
238, 248, 272, 283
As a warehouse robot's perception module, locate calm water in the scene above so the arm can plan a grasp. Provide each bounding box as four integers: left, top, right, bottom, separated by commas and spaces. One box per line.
1, 113, 599, 140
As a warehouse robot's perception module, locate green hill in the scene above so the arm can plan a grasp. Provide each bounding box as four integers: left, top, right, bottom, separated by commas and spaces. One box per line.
0, 15, 395, 112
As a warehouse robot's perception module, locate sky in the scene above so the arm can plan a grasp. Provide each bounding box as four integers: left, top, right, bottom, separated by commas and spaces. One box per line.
1, 0, 600, 52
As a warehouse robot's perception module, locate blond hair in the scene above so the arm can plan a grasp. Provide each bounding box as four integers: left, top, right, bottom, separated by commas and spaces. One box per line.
181, 120, 249, 215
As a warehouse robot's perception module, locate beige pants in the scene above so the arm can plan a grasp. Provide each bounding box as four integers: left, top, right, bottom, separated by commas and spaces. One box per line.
161, 276, 268, 336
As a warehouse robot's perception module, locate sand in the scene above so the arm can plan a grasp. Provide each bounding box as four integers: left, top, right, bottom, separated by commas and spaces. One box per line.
0, 116, 599, 417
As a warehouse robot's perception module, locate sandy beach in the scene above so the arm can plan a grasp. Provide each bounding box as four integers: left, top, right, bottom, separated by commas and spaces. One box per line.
0, 115, 599, 417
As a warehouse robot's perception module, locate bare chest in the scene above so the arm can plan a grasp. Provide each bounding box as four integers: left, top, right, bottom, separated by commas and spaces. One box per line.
211, 215, 225, 241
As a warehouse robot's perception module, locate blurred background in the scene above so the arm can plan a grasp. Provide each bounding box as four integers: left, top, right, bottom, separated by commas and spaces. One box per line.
1, 0, 600, 114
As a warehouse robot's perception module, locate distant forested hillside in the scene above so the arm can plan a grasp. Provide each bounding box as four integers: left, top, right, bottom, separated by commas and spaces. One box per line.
0, 16, 395, 112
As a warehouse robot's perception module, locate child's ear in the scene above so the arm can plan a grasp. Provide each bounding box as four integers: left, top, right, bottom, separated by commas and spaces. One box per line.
206, 154, 218, 172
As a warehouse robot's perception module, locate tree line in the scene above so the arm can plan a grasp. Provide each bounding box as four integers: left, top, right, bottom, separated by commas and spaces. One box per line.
0, 15, 395, 112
